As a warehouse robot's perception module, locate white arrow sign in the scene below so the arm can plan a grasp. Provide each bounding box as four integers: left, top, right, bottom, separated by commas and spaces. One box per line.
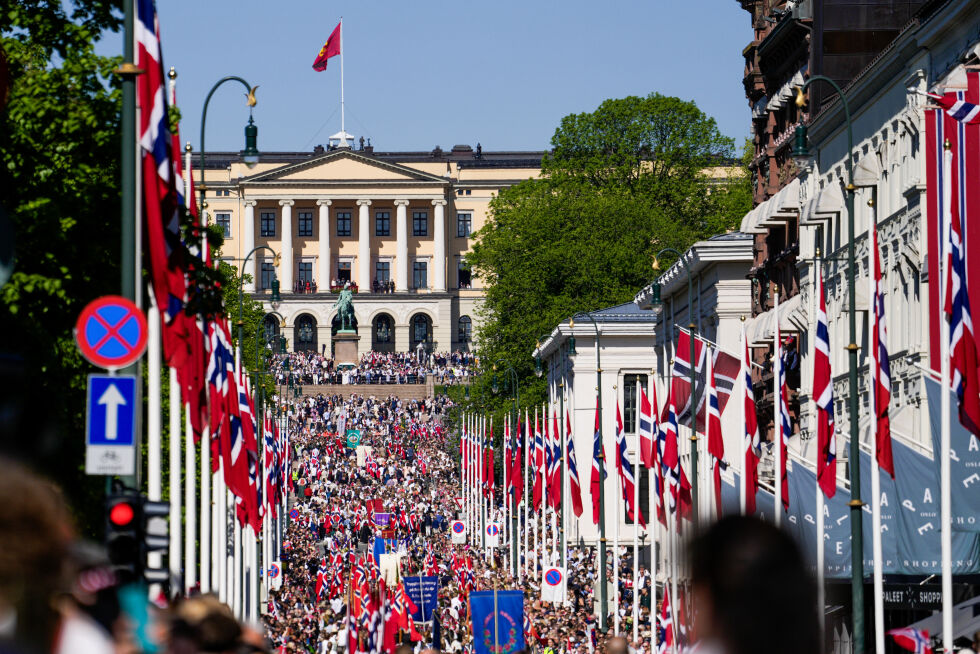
98, 383, 127, 441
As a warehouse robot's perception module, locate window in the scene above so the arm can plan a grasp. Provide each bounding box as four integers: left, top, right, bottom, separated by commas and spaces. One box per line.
625, 469, 649, 525
336, 211, 351, 237
260, 262, 276, 290
458, 316, 472, 343
213, 189, 231, 197
260, 211, 276, 237
411, 314, 431, 347
375, 261, 390, 283
413, 211, 428, 236
375, 211, 390, 236
375, 315, 393, 344
622, 374, 649, 434
337, 261, 352, 283
413, 261, 428, 289
215, 212, 231, 238
457, 212, 472, 237
298, 211, 313, 237
458, 260, 472, 288
297, 261, 313, 284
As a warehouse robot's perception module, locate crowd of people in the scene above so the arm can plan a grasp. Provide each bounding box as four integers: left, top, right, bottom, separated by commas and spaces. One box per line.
271, 351, 476, 387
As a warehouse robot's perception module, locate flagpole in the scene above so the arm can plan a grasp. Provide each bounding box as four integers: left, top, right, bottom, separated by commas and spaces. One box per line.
524, 407, 530, 580
147, 299, 163, 597
740, 320, 747, 515
940, 143, 954, 654
869, 195, 885, 654
339, 17, 346, 145
504, 414, 509, 568
670, 511, 678, 654
183, 144, 198, 593
633, 380, 641, 644
538, 405, 545, 579
168, 367, 182, 592
200, 425, 211, 594
813, 255, 826, 646
774, 288, 782, 528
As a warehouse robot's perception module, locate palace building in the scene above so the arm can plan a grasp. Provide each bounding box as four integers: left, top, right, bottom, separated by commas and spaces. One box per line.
196, 139, 543, 355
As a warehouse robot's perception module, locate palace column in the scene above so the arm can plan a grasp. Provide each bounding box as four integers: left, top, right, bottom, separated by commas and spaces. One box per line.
356, 199, 372, 290
316, 199, 331, 292
242, 200, 257, 292
395, 199, 410, 292
432, 199, 447, 292
279, 200, 294, 293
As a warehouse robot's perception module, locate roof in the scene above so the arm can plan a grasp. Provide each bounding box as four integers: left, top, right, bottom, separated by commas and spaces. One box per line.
192, 147, 547, 171
532, 301, 658, 360
584, 301, 658, 324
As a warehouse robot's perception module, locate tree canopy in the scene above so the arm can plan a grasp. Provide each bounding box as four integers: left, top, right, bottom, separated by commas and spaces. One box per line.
465, 93, 751, 424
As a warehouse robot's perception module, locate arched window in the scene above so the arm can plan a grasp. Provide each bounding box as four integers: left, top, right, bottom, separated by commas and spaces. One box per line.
372, 314, 394, 353
295, 314, 318, 352
410, 314, 432, 351
263, 315, 281, 338
458, 315, 472, 344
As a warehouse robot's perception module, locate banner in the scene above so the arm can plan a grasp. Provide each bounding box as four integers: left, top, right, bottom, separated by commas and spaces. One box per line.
373, 513, 391, 527
469, 590, 525, 654
404, 575, 439, 622
379, 553, 402, 585
451, 520, 467, 544
485, 522, 500, 548
541, 567, 567, 604
925, 377, 980, 531
372, 536, 400, 566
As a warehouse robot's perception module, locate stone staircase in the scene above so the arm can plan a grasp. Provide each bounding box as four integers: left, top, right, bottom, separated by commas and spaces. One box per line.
298, 376, 435, 401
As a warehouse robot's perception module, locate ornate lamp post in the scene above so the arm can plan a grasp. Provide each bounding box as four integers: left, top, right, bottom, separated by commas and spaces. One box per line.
791, 78, 865, 654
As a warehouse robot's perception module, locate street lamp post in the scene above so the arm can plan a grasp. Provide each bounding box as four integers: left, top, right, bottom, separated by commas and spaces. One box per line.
198, 76, 259, 220
491, 360, 520, 576
791, 77, 865, 654
237, 246, 280, 350
569, 310, 608, 632
649, 247, 699, 524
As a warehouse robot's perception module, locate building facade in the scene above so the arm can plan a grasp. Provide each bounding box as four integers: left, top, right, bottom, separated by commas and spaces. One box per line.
196, 142, 543, 355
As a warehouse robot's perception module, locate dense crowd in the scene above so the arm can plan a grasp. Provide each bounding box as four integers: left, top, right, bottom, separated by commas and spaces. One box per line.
271, 351, 476, 386
262, 389, 660, 654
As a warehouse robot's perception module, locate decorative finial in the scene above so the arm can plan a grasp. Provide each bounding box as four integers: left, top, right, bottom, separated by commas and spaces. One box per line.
168, 66, 177, 80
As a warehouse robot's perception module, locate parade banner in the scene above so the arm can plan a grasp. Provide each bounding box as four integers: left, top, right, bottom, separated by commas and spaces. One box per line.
451, 520, 467, 544
925, 377, 980, 531
373, 512, 391, 527
541, 567, 567, 604
372, 536, 400, 565
379, 553, 402, 585
403, 575, 439, 622
469, 590, 525, 654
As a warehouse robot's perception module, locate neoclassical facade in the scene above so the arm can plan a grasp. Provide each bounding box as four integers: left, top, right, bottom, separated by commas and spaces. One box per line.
196, 143, 543, 354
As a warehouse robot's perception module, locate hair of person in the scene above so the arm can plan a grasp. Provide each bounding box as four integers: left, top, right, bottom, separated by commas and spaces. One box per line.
688, 515, 819, 654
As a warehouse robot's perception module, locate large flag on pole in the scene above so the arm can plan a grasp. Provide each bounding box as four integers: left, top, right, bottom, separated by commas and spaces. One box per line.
813, 264, 837, 498
742, 334, 761, 514
871, 219, 894, 477
312, 22, 341, 71
638, 384, 657, 469
706, 354, 724, 515
510, 420, 523, 508
566, 411, 583, 518
590, 404, 604, 525
615, 403, 644, 526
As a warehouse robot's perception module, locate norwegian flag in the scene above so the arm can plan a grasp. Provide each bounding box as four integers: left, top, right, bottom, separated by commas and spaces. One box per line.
870, 220, 894, 477
548, 413, 562, 509
533, 414, 545, 511
566, 411, 584, 518
930, 92, 980, 124
887, 628, 932, 654
661, 387, 680, 513
706, 355, 725, 515
486, 425, 495, 500
315, 557, 328, 600
460, 424, 468, 472
590, 403, 605, 525
615, 403, 644, 526
668, 330, 740, 431
942, 135, 980, 440
638, 383, 657, 469
657, 590, 674, 654
510, 419, 524, 507
742, 334, 761, 515
775, 318, 791, 513
813, 264, 837, 498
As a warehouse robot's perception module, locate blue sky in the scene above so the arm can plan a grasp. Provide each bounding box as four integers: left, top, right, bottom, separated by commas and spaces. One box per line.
108, 1, 753, 154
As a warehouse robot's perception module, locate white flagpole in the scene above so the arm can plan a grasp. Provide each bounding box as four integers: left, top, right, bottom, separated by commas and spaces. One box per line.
339, 17, 346, 145
147, 300, 163, 596
670, 510, 678, 654
168, 367, 182, 591
561, 397, 569, 586
524, 407, 530, 580
774, 288, 782, 528
184, 408, 197, 593
813, 256, 825, 644
940, 144, 954, 654
740, 320, 747, 515
463, 412, 468, 537
504, 414, 509, 565
869, 199, 885, 654
614, 459, 621, 637
539, 405, 545, 579
200, 426, 211, 594
633, 380, 641, 644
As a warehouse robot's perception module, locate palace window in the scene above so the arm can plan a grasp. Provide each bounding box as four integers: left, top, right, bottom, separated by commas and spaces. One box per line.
375, 211, 390, 236
458, 316, 472, 343
336, 211, 351, 237
215, 212, 231, 238
413, 211, 428, 236
260, 262, 276, 290
297, 261, 313, 284
298, 211, 313, 237
260, 211, 276, 237
413, 261, 428, 289
337, 261, 352, 283
457, 212, 472, 237
375, 261, 390, 283
622, 374, 649, 434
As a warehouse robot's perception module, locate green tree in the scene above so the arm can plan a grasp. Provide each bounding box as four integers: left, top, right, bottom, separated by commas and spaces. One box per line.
0, 0, 123, 536
467, 94, 751, 418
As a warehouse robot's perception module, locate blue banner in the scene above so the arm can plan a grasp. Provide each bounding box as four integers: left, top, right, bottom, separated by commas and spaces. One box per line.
469, 590, 524, 654
372, 536, 399, 566
404, 575, 439, 622
925, 377, 980, 531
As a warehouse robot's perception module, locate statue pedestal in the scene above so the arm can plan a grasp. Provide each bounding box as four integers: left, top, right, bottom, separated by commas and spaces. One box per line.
333, 331, 360, 367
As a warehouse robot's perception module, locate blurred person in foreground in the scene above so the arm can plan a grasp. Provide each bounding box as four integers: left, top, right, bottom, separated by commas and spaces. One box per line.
688, 516, 818, 654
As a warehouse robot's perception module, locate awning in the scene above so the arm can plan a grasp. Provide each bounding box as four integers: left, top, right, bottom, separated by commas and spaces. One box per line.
800, 182, 845, 226
758, 178, 801, 227
745, 294, 805, 346
766, 68, 806, 112
739, 204, 766, 234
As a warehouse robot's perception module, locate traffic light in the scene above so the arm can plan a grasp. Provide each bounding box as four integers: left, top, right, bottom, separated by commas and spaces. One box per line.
105, 489, 170, 585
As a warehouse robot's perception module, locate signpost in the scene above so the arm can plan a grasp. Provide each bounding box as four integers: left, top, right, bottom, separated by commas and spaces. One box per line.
85, 375, 137, 475
74, 296, 147, 370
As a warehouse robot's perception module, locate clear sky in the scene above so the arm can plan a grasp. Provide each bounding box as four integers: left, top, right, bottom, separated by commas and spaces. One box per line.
109, 1, 754, 154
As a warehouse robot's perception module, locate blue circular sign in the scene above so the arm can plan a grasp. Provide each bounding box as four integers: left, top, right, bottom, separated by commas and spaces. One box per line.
289, 508, 299, 520
268, 563, 281, 579
75, 296, 147, 369
486, 524, 499, 536
452, 520, 465, 534
545, 569, 563, 586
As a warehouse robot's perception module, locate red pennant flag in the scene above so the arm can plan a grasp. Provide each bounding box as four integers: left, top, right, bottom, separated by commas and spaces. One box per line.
312, 22, 341, 72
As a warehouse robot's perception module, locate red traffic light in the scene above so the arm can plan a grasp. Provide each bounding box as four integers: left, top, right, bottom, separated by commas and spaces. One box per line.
109, 502, 135, 526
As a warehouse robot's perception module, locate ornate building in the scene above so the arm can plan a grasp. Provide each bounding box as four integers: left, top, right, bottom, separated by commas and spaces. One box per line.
196, 141, 543, 354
